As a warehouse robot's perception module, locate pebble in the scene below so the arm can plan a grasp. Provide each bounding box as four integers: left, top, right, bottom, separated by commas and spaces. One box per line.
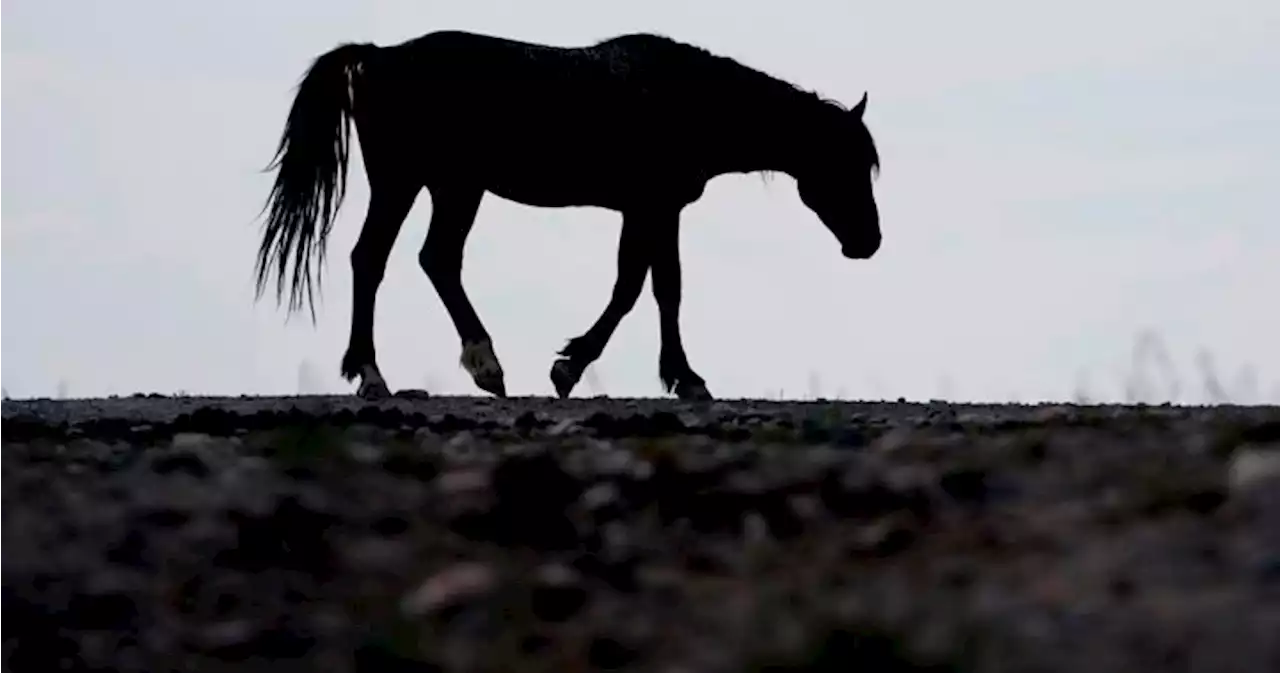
400, 562, 497, 617
171, 433, 216, 450
346, 441, 384, 465
530, 563, 588, 622
1229, 448, 1280, 493
582, 482, 621, 512
435, 467, 491, 497
548, 418, 582, 437
195, 619, 257, 650
342, 537, 409, 571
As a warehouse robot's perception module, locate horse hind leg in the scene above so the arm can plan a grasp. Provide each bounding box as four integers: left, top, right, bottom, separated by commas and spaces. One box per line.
340, 178, 421, 399
418, 184, 507, 397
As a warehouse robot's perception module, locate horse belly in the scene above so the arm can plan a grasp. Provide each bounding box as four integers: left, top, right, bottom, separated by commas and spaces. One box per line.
485, 158, 629, 209
480, 132, 642, 209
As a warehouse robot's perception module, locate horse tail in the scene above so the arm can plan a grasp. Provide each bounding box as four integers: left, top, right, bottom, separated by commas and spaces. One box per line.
254, 42, 378, 320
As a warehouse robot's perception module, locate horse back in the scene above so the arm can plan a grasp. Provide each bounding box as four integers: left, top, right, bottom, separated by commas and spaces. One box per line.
360, 32, 747, 207
377, 31, 723, 135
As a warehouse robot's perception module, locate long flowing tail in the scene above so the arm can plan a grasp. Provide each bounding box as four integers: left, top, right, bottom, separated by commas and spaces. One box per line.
254, 42, 377, 321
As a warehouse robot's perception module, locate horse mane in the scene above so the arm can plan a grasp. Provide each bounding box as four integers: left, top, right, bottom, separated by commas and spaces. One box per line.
615, 34, 835, 104
603, 34, 880, 173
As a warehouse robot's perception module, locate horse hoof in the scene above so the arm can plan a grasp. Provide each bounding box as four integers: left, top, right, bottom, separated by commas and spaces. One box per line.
358, 380, 392, 400
675, 381, 713, 402
460, 339, 505, 397
475, 374, 507, 398
394, 388, 432, 400
551, 358, 582, 399
356, 364, 392, 400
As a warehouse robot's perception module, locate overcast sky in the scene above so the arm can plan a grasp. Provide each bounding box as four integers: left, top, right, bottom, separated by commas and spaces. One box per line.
3, 0, 1278, 403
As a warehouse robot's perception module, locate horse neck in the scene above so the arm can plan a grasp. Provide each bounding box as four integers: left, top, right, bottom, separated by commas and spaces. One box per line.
706, 91, 833, 178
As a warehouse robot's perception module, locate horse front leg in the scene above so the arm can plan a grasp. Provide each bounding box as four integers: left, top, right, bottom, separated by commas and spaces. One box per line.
551, 216, 651, 398
648, 212, 712, 401
419, 184, 507, 397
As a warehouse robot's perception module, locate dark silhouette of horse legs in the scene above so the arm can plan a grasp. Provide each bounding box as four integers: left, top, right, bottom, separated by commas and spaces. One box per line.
649, 212, 711, 400
551, 210, 710, 400
419, 184, 506, 398
551, 215, 651, 397
339, 179, 420, 399
342, 179, 507, 399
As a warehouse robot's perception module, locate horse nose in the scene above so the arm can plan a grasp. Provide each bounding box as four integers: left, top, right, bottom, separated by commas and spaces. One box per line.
842, 233, 881, 259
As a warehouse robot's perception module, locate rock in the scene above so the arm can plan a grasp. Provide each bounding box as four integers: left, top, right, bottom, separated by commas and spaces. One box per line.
146, 449, 210, 478
872, 427, 913, 453
198, 620, 316, 661
342, 537, 409, 572
593, 445, 635, 476
1229, 448, 1280, 493
548, 418, 582, 437
848, 516, 918, 557
442, 431, 478, 458
530, 563, 588, 622
513, 410, 546, 433
582, 482, 622, 518
171, 432, 217, 449
1031, 405, 1078, 424
346, 441, 384, 465
193, 619, 258, 651
435, 467, 491, 497
400, 562, 497, 617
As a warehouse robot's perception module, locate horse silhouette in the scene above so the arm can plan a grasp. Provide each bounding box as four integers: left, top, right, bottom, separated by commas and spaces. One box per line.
254, 30, 882, 401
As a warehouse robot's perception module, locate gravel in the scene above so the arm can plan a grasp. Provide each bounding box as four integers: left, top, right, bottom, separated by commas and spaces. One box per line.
4, 394, 1280, 672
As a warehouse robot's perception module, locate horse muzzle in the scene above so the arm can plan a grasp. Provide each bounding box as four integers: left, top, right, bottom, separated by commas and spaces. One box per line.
841, 234, 881, 260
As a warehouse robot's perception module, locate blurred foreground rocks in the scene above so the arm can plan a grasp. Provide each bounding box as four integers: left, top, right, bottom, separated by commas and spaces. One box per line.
4, 395, 1280, 672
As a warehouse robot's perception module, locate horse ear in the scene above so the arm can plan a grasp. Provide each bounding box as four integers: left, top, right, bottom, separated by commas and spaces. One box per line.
851, 91, 868, 118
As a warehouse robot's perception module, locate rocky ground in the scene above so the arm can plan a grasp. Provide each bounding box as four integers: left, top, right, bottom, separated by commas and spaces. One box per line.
3, 394, 1280, 672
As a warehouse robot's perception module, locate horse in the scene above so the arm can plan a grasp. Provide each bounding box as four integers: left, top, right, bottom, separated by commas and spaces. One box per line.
254, 30, 882, 402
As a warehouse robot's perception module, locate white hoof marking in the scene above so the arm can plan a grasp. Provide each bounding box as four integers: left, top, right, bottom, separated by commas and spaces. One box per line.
460, 339, 503, 380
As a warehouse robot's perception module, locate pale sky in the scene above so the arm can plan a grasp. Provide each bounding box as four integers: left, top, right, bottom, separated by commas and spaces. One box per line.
3, 1, 1278, 403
